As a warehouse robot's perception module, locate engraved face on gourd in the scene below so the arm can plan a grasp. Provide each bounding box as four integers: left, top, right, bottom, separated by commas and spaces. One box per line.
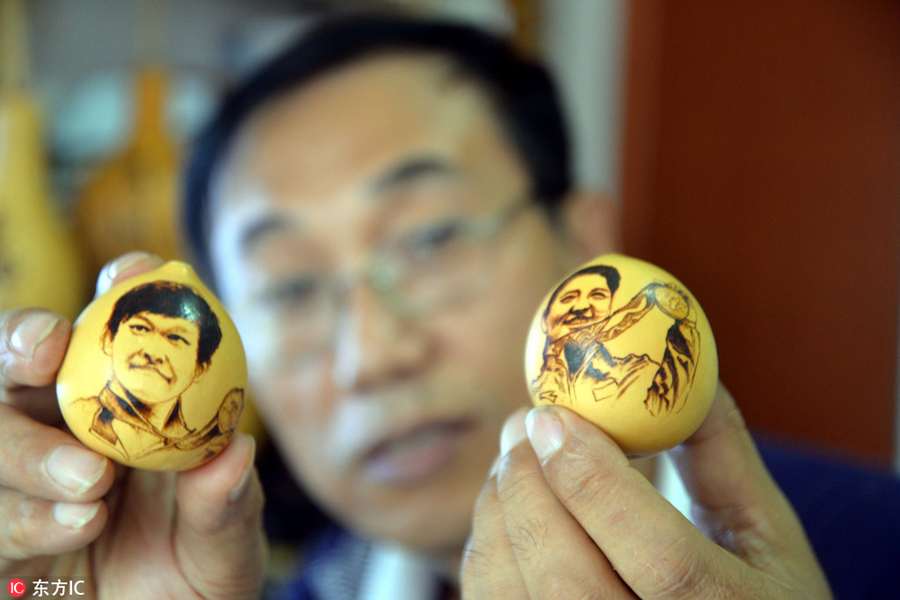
525, 254, 718, 456
109, 311, 206, 404
57, 261, 248, 471
543, 268, 617, 342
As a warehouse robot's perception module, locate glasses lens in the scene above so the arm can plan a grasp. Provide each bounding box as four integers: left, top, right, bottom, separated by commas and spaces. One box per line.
382, 221, 502, 316
256, 201, 528, 364
249, 276, 336, 366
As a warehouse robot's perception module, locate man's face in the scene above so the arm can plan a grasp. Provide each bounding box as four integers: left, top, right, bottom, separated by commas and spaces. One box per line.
544, 273, 613, 341
209, 54, 574, 555
110, 312, 202, 404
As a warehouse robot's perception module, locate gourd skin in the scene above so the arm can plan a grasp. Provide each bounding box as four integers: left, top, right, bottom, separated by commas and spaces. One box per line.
525, 254, 718, 455
57, 261, 248, 472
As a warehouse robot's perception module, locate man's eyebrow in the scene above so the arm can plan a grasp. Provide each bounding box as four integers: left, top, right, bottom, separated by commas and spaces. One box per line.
165, 326, 196, 342
370, 155, 457, 195
165, 324, 193, 334
239, 216, 293, 253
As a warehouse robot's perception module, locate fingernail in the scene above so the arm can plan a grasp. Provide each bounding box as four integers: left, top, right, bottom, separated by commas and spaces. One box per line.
54, 501, 101, 530
228, 434, 257, 503
488, 453, 502, 478
46, 446, 107, 495
10, 313, 61, 359
96, 251, 154, 296
499, 412, 527, 457
526, 408, 564, 461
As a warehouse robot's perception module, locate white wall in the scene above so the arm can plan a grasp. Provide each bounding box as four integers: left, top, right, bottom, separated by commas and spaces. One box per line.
28, 0, 294, 157
542, 0, 625, 197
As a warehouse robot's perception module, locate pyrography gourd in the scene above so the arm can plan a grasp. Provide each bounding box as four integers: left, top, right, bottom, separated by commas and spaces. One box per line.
57, 261, 248, 471
525, 254, 718, 455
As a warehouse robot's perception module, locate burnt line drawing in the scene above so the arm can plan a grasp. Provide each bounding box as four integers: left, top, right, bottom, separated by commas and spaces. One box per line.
71, 281, 242, 461
531, 264, 700, 416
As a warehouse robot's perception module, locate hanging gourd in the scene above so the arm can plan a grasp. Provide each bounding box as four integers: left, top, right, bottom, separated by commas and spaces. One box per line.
74, 66, 182, 279
0, 0, 88, 320
74, 0, 181, 280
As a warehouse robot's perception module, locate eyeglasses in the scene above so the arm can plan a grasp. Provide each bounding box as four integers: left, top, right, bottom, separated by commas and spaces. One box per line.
245, 199, 533, 362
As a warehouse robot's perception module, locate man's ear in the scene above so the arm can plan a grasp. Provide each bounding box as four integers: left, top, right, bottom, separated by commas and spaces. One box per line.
561, 190, 621, 260
193, 363, 209, 383
101, 331, 114, 356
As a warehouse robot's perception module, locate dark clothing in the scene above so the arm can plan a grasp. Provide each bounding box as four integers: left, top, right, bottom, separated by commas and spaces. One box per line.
758, 440, 900, 600
76, 384, 192, 461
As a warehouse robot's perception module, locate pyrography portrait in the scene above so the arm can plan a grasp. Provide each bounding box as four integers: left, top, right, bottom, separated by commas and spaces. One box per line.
68, 281, 243, 462
531, 264, 700, 416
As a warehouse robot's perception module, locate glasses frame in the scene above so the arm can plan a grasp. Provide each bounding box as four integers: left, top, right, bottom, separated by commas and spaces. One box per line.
249, 198, 535, 365
346, 197, 534, 318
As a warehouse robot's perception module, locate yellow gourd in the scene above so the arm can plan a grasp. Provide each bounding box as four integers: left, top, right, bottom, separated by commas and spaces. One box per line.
74, 67, 182, 280
58, 261, 247, 471
525, 254, 718, 455
0, 0, 88, 319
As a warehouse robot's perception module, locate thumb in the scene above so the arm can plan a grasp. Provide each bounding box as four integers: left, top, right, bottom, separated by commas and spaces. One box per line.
174, 434, 266, 600
95, 252, 166, 297
668, 383, 826, 583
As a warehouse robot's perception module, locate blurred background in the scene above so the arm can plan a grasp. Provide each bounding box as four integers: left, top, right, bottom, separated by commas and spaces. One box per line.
2, 0, 898, 472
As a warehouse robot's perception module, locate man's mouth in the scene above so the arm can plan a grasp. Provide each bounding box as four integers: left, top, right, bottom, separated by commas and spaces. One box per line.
363, 419, 475, 485
129, 363, 172, 383
564, 313, 591, 326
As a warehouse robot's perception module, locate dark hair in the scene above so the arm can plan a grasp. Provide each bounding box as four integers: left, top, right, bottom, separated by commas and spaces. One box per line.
543, 264, 621, 322
184, 11, 572, 281
106, 281, 223, 368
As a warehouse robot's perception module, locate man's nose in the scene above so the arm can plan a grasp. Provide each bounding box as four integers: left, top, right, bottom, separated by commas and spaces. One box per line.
141, 334, 167, 363
572, 297, 594, 315
331, 283, 430, 392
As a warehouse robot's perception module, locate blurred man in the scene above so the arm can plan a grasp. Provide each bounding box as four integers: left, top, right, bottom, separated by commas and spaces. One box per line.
182, 11, 829, 598
4, 8, 898, 600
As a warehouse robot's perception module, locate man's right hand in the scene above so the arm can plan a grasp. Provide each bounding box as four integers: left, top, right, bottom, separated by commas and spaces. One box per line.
0, 252, 266, 599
